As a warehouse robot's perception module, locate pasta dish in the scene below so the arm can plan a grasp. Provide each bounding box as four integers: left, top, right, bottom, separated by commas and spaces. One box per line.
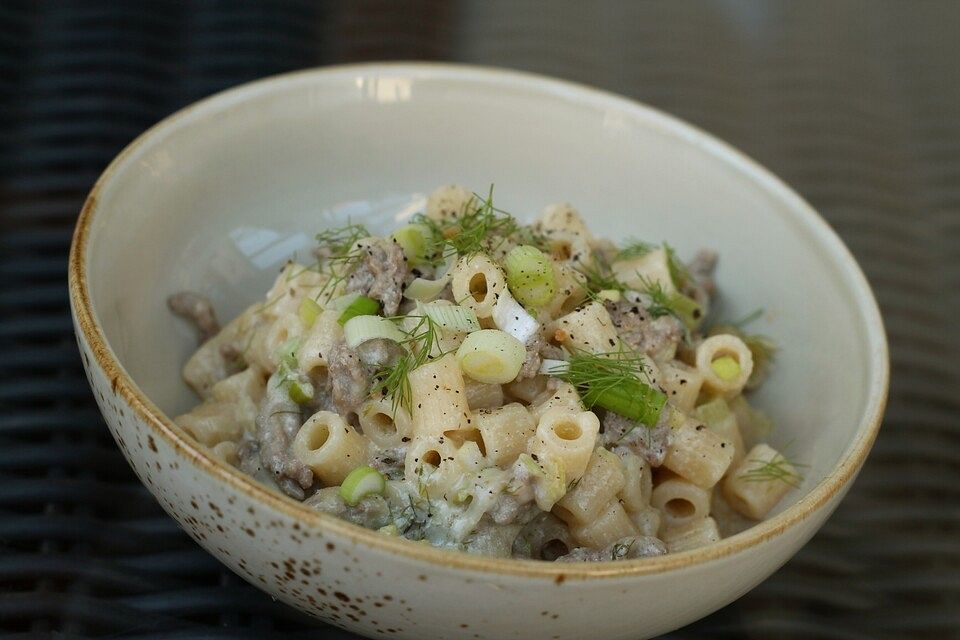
169, 185, 799, 562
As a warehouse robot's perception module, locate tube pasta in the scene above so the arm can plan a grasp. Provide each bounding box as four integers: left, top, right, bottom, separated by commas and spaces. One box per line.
474, 403, 536, 467
297, 309, 345, 377
529, 381, 584, 421
662, 419, 735, 488
696, 334, 754, 397
292, 411, 367, 485
650, 477, 712, 529
408, 354, 472, 440
451, 254, 508, 319
612, 248, 676, 294
546, 302, 620, 354
723, 444, 799, 519
359, 396, 412, 449
661, 517, 721, 553
618, 452, 653, 512
530, 407, 600, 482
554, 448, 625, 525
426, 184, 478, 222
568, 499, 637, 548
463, 377, 505, 410
658, 360, 704, 413
629, 507, 662, 538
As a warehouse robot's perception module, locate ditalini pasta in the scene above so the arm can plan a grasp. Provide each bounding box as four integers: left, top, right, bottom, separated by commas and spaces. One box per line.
168, 184, 798, 562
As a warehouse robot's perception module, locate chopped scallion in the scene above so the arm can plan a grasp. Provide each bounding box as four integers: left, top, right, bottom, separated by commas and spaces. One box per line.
298, 297, 322, 329
711, 356, 741, 381
337, 295, 380, 325
503, 244, 557, 308
339, 466, 386, 505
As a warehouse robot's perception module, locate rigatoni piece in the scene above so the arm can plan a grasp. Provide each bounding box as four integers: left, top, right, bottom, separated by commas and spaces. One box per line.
358, 396, 412, 449
425, 184, 478, 222
404, 436, 459, 482
723, 443, 800, 519
628, 507, 662, 538
650, 477, 712, 529
451, 254, 508, 319
554, 448, 626, 525
617, 452, 653, 512
694, 397, 746, 469
408, 354, 472, 440
661, 517, 720, 553
569, 499, 637, 548
529, 407, 600, 482
175, 401, 245, 446
658, 360, 704, 413
463, 377, 505, 410
546, 301, 619, 354
474, 403, 536, 467
662, 419, 735, 488
292, 411, 367, 485
296, 309, 344, 378
695, 334, 754, 398
529, 381, 584, 421
612, 248, 676, 294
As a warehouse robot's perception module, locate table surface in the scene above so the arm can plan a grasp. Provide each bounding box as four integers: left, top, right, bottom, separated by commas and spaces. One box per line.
1, 1, 958, 638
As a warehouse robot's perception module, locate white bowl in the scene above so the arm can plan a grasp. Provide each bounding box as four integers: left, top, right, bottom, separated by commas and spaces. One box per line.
69, 63, 888, 640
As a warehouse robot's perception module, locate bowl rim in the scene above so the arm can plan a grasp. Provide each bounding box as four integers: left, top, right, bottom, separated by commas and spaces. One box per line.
68, 61, 889, 580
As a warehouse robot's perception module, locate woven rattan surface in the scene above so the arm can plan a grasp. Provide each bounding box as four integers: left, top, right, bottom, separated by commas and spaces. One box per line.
1, 2, 958, 638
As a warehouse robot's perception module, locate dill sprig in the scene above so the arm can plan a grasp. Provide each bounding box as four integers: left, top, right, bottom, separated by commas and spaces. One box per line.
370, 313, 446, 412
739, 453, 806, 488
547, 346, 666, 427
301, 222, 371, 302
611, 538, 636, 560
574, 251, 628, 301
415, 185, 519, 261
617, 238, 656, 261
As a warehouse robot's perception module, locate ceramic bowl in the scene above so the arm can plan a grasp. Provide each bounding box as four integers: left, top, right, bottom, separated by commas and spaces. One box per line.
69, 63, 888, 640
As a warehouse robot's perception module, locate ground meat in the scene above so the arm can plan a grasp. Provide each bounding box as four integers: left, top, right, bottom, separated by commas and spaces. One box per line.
305, 486, 393, 529
512, 512, 575, 560
236, 437, 261, 477
168, 291, 220, 342
602, 412, 673, 467
254, 380, 313, 500
370, 446, 407, 481
556, 536, 667, 562
515, 332, 546, 381
346, 238, 407, 315
326, 342, 371, 416
605, 300, 683, 358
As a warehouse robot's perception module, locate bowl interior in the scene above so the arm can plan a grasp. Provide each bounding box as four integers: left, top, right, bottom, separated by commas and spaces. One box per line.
81, 65, 885, 520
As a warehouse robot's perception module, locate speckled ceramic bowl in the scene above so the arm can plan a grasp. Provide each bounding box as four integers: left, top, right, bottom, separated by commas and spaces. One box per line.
69, 63, 888, 640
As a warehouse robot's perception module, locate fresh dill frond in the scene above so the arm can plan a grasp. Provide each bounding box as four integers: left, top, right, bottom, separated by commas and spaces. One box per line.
739, 453, 806, 488
617, 238, 656, 260
315, 223, 370, 258
611, 538, 636, 560
301, 223, 372, 303
370, 312, 446, 412
574, 251, 628, 301
415, 185, 519, 260
548, 346, 666, 426
636, 276, 675, 319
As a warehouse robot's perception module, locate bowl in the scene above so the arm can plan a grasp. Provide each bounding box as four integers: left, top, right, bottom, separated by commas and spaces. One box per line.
68, 63, 888, 640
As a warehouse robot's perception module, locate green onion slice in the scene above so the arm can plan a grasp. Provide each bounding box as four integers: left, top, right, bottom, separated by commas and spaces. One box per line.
337, 295, 380, 326
503, 245, 556, 308
339, 466, 386, 505
343, 315, 406, 349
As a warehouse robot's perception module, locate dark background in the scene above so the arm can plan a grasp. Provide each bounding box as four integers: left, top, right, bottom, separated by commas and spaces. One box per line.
1, 1, 958, 638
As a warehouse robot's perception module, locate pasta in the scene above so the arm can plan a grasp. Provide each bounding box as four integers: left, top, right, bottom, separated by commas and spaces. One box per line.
168, 184, 796, 562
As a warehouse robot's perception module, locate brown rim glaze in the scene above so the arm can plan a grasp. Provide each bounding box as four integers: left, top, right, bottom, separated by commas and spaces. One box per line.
67, 63, 889, 581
